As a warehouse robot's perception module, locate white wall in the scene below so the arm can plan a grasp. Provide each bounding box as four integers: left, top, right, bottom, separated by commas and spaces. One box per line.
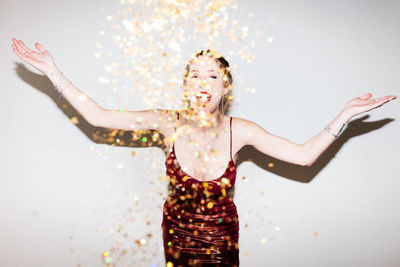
1, 0, 399, 266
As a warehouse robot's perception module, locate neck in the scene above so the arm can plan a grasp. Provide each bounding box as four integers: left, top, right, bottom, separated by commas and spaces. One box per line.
181, 107, 224, 134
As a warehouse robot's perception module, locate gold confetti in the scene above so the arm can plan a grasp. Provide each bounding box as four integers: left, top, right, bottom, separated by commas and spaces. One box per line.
70, 116, 79, 124
95, 0, 265, 116
92, 0, 270, 263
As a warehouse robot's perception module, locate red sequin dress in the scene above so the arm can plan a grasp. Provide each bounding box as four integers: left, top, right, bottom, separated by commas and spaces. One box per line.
162, 112, 239, 266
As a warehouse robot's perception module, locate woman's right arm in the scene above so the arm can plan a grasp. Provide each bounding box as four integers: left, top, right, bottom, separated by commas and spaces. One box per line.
46, 68, 171, 132
11, 38, 171, 133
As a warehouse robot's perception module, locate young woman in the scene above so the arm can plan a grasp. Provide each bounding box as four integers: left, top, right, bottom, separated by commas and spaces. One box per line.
11, 38, 396, 266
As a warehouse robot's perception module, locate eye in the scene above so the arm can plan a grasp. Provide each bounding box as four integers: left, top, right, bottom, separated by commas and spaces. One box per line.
192, 75, 198, 79
210, 76, 217, 79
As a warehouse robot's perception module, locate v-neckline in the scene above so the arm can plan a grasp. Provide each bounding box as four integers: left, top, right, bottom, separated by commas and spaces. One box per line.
171, 143, 236, 183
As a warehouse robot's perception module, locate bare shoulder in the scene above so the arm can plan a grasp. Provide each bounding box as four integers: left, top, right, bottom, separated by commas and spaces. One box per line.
230, 115, 258, 134
230, 116, 266, 148
228, 116, 259, 156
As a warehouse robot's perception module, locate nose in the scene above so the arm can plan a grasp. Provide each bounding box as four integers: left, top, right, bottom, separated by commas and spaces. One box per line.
197, 78, 209, 88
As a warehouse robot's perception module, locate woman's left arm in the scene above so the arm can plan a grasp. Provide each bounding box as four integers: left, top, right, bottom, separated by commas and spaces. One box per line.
302, 93, 396, 166
240, 93, 396, 167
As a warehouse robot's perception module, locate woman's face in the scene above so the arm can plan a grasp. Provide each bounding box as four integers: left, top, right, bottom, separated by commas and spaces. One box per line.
184, 55, 228, 112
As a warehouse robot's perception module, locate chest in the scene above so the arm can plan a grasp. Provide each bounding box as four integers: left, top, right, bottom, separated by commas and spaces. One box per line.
172, 134, 234, 181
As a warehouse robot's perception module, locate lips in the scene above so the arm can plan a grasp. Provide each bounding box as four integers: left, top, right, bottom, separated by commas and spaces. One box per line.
196, 91, 212, 103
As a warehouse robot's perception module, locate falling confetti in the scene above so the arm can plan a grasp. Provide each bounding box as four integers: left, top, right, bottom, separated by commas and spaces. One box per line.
90, 0, 273, 265
95, 0, 265, 112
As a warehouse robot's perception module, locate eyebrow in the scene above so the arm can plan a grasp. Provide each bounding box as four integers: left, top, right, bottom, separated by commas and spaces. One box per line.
191, 69, 220, 74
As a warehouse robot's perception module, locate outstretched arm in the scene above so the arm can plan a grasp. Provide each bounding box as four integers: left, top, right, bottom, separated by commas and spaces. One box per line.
11, 38, 170, 133
302, 93, 396, 166
238, 118, 309, 166
238, 93, 396, 166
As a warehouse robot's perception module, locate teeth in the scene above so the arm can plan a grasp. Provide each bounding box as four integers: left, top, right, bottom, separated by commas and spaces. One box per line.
196, 92, 210, 98
196, 93, 211, 102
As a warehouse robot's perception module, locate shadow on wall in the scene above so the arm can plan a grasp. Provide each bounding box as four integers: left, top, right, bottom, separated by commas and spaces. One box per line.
236, 115, 395, 183
13, 62, 165, 150
14, 63, 395, 185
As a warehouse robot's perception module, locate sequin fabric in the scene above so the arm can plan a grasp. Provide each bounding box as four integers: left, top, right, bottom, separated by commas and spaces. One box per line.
162, 112, 239, 266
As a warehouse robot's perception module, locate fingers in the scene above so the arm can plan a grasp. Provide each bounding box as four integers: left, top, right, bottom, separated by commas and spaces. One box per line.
18, 39, 32, 53
12, 38, 22, 51
15, 39, 33, 54
372, 96, 390, 103
12, 39, 29, 58
12, 38, 44, 61
369, 95, 396, 108
356, 94, 396, 106
12, 42, 35, 65
12, 38, 45, 56
35, 42, 47, 53
12, 38, 30, 57
374, 95, 396, 103
358, 93, 372, 100
351, 94, 396, 115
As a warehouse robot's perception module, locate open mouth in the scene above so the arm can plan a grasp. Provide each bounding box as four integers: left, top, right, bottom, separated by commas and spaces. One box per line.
195, 91, 212, 103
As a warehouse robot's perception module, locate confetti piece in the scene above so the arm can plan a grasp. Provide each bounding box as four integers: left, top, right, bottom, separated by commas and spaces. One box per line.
70, 116, 79, 124
105, 256, 112, 263
79, 94, 88, 101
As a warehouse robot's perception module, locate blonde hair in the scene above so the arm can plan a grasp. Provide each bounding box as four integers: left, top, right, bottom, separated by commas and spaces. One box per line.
181, 49, 233, 114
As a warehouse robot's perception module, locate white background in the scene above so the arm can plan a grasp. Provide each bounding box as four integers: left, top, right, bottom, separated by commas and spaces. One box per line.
1, 0, 399, 266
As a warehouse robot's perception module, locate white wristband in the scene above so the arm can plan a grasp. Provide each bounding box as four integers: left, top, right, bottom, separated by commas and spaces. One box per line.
48, 71, 72, 98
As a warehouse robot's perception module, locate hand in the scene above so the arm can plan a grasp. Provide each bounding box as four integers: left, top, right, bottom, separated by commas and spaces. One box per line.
11, 38, 58, 76
342, 93, 397, 119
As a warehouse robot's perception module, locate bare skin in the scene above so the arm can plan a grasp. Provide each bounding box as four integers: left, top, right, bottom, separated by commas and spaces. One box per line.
11, 38, 397, 181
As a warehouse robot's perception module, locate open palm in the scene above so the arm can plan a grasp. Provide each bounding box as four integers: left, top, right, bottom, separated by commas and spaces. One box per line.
11, 38, 56, 76
343, 93, 396, 119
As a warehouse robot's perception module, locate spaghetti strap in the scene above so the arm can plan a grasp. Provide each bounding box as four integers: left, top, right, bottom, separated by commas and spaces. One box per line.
175, 111, 179, 133
230, 117, 233, 159
172, 111, 179, 147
